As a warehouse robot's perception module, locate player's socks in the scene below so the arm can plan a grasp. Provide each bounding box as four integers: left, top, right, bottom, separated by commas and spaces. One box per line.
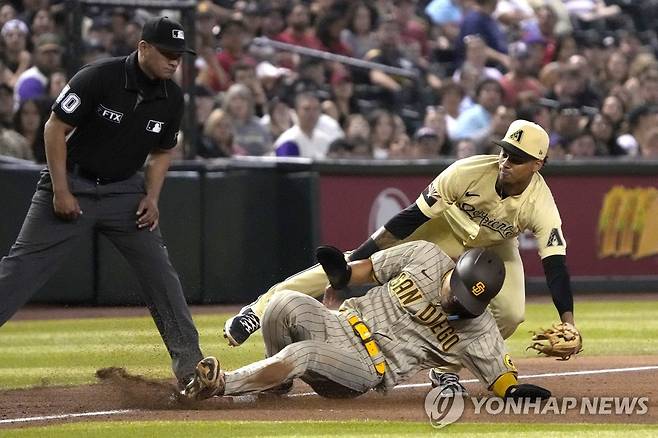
223, 307, 261, 346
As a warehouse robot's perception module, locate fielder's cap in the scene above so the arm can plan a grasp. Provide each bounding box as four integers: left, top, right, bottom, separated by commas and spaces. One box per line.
493, 119, 549, 161
141, 16, 196, 55
450, 248, 506, 317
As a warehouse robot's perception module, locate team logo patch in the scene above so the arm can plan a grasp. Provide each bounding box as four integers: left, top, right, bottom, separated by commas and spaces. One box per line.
422, 183, 441, 207
172, 29, 184, 40
146, 120, 164, 133
546, 228, 564, 247
504, 354, 517, 372
508, 129, 523, 143
471, 281, 486, 296
97, 104, 123, 123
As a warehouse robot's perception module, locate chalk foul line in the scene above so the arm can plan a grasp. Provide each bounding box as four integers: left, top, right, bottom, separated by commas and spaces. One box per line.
2, 365, 657, 425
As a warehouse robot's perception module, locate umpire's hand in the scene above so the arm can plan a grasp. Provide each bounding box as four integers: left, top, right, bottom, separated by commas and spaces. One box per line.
53, 190, 82, 220
136, 196, 159, 231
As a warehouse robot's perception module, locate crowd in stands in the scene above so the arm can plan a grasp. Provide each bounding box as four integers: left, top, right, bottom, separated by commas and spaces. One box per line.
1, 0, 658, 162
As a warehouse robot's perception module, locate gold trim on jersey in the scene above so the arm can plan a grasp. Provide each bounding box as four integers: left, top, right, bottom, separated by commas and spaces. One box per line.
346, 315, 387, 376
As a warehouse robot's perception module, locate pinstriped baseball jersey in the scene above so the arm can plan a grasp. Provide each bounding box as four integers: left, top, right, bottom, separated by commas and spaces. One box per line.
416, 155, 566, 259
341, 240, 515, 390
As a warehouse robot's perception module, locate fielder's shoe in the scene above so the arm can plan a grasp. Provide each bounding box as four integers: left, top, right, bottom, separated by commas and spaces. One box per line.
184, 356, 225, 400
224, 306, 261, 346
428, 370, 468, 396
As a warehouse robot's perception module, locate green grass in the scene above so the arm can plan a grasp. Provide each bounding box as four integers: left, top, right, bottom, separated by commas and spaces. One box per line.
0, 300, 657, 389
2, 421, 658, 437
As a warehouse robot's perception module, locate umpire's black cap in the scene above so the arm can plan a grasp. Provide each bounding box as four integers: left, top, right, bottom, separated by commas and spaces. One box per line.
141, 16, 196, 55
450, 248, 506, 316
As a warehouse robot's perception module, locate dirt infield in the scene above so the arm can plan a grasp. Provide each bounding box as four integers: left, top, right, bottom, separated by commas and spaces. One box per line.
1, 355, 657, 428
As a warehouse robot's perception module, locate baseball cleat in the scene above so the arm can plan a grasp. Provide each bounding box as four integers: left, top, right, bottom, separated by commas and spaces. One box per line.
184, 356, 225, 400
428, 370, 468, 396
223, 307, 261, 346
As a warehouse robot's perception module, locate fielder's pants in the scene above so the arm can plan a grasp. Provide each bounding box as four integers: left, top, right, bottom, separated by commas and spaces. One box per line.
251, 214, 525, 340
224, 291, 381, 397
0, 171, 203, 382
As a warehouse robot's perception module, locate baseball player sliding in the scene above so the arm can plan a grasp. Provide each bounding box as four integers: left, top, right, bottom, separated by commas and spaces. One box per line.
185, 241, 550, 401
224, 119, 582, 386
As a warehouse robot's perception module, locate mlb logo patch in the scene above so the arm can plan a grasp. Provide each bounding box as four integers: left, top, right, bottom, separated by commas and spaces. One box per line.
146, 120, 164, 133
172, 29, 184, 40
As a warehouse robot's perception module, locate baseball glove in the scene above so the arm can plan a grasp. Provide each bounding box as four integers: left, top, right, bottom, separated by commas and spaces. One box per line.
316, 245, 351, 290
527, 322, 583, 360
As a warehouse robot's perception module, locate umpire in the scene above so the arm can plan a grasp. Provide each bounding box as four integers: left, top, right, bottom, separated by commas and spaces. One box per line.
0, 16, 203, 386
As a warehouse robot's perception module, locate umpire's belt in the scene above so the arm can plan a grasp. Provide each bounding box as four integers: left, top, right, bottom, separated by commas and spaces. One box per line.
345, 313, 386, 376
67, 162, 133, 185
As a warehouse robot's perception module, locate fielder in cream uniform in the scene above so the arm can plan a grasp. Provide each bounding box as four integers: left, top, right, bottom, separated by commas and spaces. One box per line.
225, 120, 578, 364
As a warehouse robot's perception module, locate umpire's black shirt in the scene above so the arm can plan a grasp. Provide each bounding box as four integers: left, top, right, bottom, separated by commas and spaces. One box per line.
51, 51, 183, 180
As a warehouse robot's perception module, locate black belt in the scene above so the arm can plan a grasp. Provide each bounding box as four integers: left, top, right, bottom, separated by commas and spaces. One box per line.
67, 163, 132, 185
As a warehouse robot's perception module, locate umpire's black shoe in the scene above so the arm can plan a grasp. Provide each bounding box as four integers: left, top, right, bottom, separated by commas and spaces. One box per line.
223, 307, 261, 346
428, 370, 468, 396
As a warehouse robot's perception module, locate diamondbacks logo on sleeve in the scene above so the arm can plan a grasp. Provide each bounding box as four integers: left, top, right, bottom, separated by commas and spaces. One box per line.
546, 228, 564, 247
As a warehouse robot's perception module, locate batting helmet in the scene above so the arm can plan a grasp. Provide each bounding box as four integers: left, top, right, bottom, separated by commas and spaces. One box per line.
449, 248, 506, 316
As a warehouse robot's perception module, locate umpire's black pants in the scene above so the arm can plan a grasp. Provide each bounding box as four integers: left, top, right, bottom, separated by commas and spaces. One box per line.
0, 170, 203, 382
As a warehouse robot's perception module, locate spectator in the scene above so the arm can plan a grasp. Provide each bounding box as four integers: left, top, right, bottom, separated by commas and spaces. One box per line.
410, 127, 443, 158
47, 69, 66, 103
588, 112, 622, 156
640, 126, 658, 159
198, 109, 246, 158
421, 106, 450, 155
438, 81, 465, 139
454, 137, 477, 159
392, 0, 430, 60
364, 16, 441, 112
29, 8, 55, 43
326, 137, 371, 159
232, 62, 268, 117
529, 4, 558, 65
260, 96, 293, 140
452, 34, 503, 84
368, 109, 396, 159
500, 41, 544, 108
565, 130, 596, 159
387, 131, 412, 159
0, 3, 17, 29
217, 20, 254, 89
600, 94, 625, 129
616, 104, 658, 157
340, 1, 378, 59
343, 113, 371, 149
275, 3, 323, 50
550, 104, 585, 150
453, 78, 504, 143
222, 83, 273, 156
275, 92, 343, 158
547, 63, 600, 108
1, 19, 30, 88
315, 9, 351, 56
456, 0, 509, 65
0, 81, 13, 126
12, 97, 48, 162
321, 68, 358, 127
482, 104, 517, 152
14, 33, 63, 107
602, 50, 628, 94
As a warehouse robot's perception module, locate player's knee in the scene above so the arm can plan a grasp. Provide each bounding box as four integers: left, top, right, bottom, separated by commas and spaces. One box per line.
262, 291, 312, 327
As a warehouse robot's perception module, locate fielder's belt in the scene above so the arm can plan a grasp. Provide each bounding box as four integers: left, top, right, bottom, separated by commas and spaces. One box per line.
345, 313, 386, 376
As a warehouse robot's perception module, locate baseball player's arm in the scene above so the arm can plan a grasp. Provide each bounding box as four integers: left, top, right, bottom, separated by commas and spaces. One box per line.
350, 165, 464, 261
542, 255, 574, 325
43, 113, 79, 220
137, 148, 174, 231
